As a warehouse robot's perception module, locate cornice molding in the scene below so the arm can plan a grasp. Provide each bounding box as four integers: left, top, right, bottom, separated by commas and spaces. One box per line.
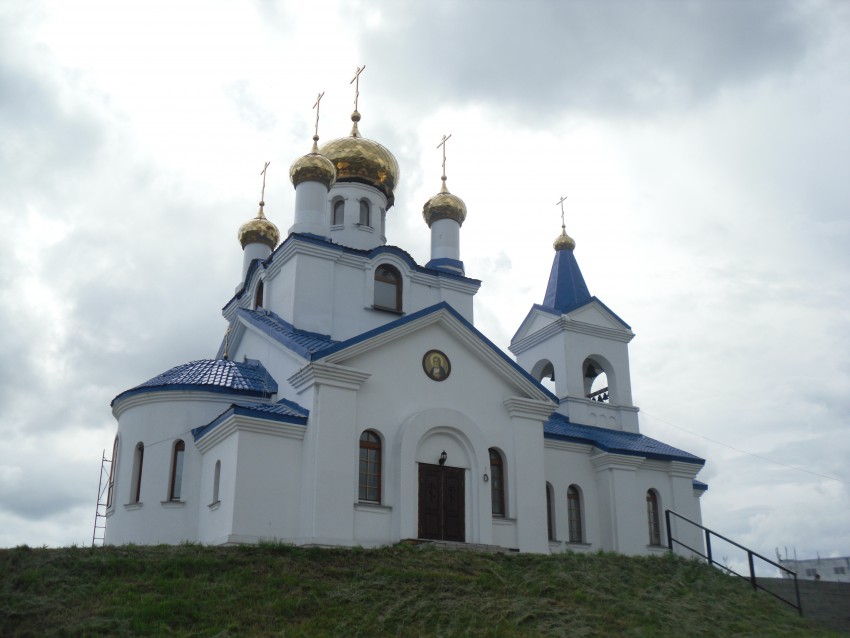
502, 396, 557, 421
113, 390, 241, 419
543, 439, 594, 454
288, 361, 371, 392
195, 414, 306, 453
590, 452, 644, 472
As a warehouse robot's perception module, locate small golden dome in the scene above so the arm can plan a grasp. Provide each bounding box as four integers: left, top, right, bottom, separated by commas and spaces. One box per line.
238, 204, 280, 250
553, 229, 576, 251
423, 178, 467, 227
319, 111, 400, 208
290, 136, 336, 189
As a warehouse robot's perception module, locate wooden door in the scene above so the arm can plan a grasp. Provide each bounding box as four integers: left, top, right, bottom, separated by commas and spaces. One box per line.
418, 463, 465, 542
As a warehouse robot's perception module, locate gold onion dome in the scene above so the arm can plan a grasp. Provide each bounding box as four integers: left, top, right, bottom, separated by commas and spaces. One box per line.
238, 203, 280, 250
319, 110, 400, 208
290, 136, 336, 189
553, 229, 576, 251
423, 178, 467, 227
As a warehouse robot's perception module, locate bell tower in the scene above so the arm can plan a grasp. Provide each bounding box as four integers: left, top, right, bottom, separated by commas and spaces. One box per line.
510, 200, 639, 432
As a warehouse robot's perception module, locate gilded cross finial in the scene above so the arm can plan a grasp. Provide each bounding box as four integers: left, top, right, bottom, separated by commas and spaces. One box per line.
259, 161, 271, 215
556, 195, 568, 233
350, 65, 365, 111
437, 134, 452, 192
312, 91, 325, 143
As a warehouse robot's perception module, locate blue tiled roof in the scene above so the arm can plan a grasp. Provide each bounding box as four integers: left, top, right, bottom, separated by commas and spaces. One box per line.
544, 413, 704, 465
112, 359, 278, 406
543, 248, 591, 313
238, 308, 337, 358
692, 480, 709, 491
192, 397, 309, 441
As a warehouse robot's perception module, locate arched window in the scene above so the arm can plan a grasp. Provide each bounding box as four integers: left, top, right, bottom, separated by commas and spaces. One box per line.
169, 440, 185, 501
567, 485, 583, 543
212, 460, 221, 504
254, 281, 264, 309
359, 200, 371, 226
489, 448, 505, 517
546, 483, 555, 541
374, 265, 402, 312
332, 199, 345, 226
106, 435, 119, 508
359, 430, 381, 502
647, 489, 662, 546
130, 442, 144, 504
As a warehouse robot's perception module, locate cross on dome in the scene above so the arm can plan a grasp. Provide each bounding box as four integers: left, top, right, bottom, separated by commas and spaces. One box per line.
259, 161, 271, 209
437, 133, 452, 193
312, 91, 325, 150
350, 65, 365, 111
553, 195, 576, 251
556, 195, 568, 233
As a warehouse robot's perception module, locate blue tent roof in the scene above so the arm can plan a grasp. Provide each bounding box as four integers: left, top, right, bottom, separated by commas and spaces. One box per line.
544, 413, 704, 465
112, 359, 278, 406
542, 248, 591, 313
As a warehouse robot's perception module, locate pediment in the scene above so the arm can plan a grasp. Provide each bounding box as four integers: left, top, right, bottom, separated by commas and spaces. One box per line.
316, 303, 556, 404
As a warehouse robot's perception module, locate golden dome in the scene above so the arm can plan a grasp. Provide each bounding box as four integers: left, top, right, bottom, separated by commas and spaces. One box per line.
290, 136, 336, 189
238, 204, 280, 250
423, 178, 467, 227
553, 229, 576, 251
319, 111, 400, 208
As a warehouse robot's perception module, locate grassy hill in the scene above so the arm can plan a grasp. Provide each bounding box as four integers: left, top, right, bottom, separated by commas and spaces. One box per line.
0, 543, 839, 636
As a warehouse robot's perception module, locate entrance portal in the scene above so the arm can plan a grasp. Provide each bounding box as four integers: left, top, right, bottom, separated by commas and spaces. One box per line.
418, 463, 465, 542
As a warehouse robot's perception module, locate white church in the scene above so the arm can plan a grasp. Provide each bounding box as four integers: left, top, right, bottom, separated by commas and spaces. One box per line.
103, 83, 707, 554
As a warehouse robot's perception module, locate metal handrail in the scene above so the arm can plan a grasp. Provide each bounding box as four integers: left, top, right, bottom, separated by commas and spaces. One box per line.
666, 509, 802, 616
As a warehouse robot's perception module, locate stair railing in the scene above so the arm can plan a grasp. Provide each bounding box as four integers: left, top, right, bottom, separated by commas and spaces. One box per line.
666, 509, 802, 616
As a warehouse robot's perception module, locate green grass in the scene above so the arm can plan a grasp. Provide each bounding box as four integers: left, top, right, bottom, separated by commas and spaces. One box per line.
0, 543, 838, 637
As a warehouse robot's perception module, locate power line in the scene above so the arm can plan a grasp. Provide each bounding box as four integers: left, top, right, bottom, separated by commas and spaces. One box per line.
641, 411, 850, 485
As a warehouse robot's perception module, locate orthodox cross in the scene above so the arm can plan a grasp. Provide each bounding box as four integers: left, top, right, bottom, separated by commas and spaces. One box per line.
312, 91, 325, 139
556, 195, 568, 232
350, 65, 365, 110
437, 134, 452, 179
259, 161, 271, 205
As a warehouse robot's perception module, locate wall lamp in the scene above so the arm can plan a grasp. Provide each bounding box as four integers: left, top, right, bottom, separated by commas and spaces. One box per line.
439, 450, 447, 466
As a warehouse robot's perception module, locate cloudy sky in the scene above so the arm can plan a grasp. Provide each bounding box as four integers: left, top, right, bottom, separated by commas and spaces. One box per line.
2, 0, 848, 562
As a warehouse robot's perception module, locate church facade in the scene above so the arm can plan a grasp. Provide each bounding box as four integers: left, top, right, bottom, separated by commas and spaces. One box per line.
104, 97, 707, 555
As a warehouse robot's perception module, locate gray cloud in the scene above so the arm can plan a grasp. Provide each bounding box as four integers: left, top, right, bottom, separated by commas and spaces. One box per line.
355, 0, 814, 120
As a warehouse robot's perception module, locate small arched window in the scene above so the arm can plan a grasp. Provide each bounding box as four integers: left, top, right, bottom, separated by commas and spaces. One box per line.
106, 435, 119, 508
130, 442, 144, 504
546, 483, 555, 541
359, 200, 371, 226
374, 265, 402, 312
169, 440, 185, 501
647, 489, 662, 546
567, 485, 583, 543
254, 281, 264, 309
489, 448, 505, 517
359, 430, 382, 502
332, 199, 345, 226
212, 460, 221, 504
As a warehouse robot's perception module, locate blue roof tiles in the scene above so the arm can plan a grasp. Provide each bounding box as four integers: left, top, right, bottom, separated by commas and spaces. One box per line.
545, 413, 704, 465
192, 398, 310, 441
237, 307, 337, 358
112, 359, 278, 406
